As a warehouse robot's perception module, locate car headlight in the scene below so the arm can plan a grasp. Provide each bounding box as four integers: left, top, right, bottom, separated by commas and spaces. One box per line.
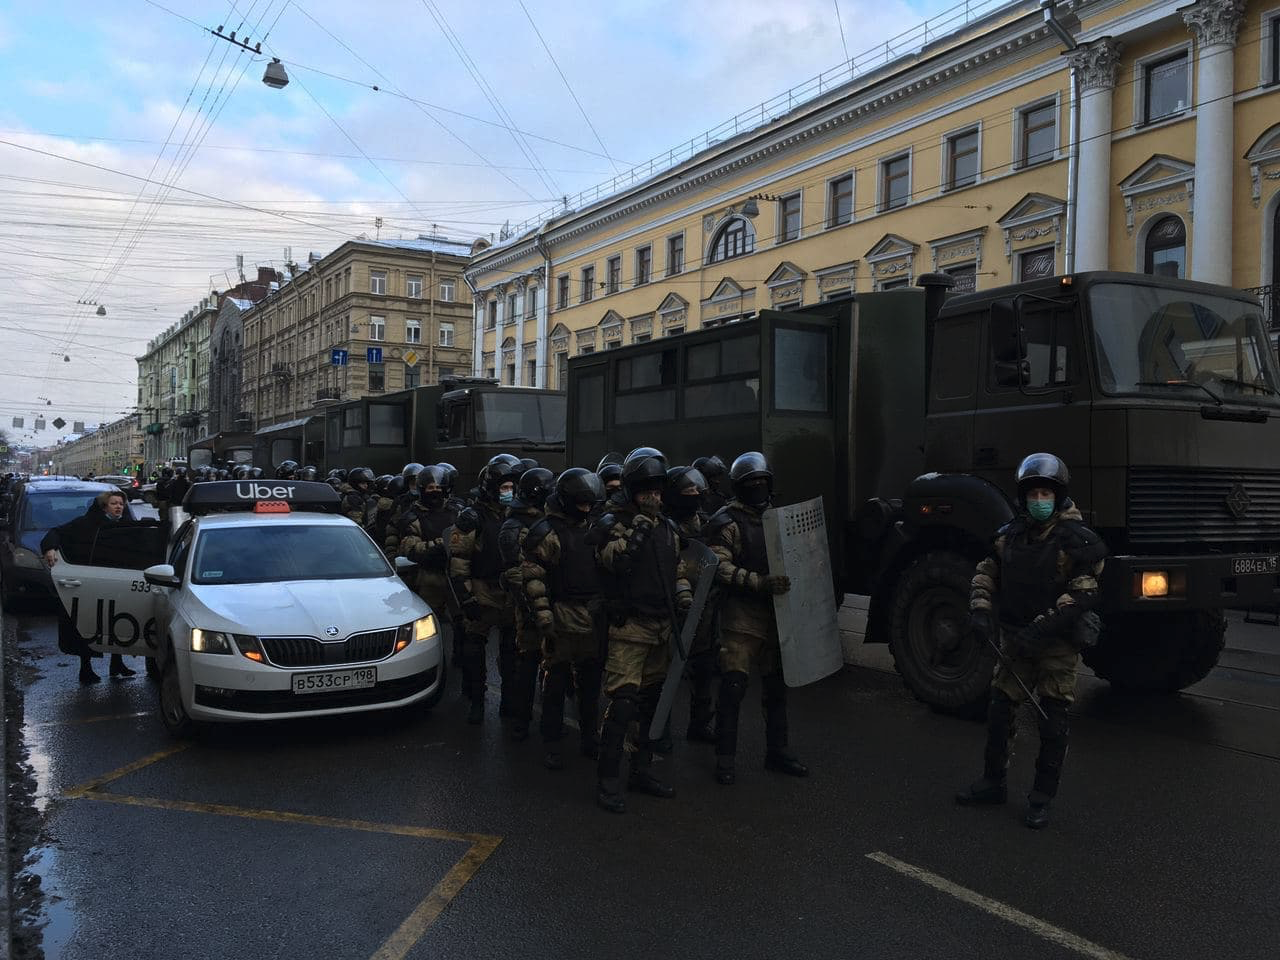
13, 547, 45, 569
191, 628, 235, 654
396, 614, 437, 653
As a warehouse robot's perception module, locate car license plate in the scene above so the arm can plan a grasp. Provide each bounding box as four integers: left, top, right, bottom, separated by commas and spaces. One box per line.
1232, 556, 1278, 576
292, 667, 377, 694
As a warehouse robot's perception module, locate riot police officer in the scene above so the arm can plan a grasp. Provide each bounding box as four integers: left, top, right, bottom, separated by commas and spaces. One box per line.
398, 464, 460, 643
956, 453, 1107, 829
705, 452, 807, 785
594, 454, 692, 813
450, 454, 522, 724
498, 466, 555, 741
276, 459, 300, 481
693, 455, 729, 514
521, 468, 607, 770
596, 463, 623, 501
341, 467, 376, 525
665, 465, 717, 743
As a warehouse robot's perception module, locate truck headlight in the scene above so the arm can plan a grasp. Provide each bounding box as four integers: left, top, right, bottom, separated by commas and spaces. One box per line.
1141, 571, 1169, 598
190, 628, 234, 654
13, 547, 45, 569
396, 614, 437, 653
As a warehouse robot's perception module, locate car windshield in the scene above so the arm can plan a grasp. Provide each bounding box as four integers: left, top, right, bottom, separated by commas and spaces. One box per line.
23, 491, 107, 530
1088, 283, 1280, 405
191, 523, 392, 585
474, 392, 566, 443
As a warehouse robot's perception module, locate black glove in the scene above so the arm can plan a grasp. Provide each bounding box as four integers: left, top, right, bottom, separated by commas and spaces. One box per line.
460, 595, 482, 620
1008, 618, 1049, 658
967, 609, 994, 642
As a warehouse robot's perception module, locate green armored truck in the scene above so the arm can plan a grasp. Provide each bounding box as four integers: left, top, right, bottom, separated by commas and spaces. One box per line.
566, 272, 1280, 715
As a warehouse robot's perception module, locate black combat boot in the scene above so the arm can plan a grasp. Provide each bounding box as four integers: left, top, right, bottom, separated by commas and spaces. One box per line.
496, 628, 518, 718
955, 694, 1016, 806
507, 650, 539, 741
541, 663, 570, 768
596, 778, 626, 814
575, 659, 602, 759
628, 750, 675, 799
1026, 697, 1070, 829
109, 655, 136, 678
597, 695, 635, 813
762, 673, 809, 777
686, 648, 716, 742
78, 655, 100, 685
714, 671, 747, 785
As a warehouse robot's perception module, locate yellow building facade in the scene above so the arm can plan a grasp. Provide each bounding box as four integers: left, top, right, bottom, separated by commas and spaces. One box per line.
466, 0, 1280, 389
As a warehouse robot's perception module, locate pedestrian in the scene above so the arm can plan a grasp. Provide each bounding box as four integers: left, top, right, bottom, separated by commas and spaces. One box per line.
705, 452, 807, 785
594, 453, 692, 813
521, 468, 607, 770
41, 490, 137, 683
956, 453, 1107, 829
449, 454, 521, 725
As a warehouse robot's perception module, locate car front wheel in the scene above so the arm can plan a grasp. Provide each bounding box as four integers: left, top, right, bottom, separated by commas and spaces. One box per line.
158, 656, 196, 738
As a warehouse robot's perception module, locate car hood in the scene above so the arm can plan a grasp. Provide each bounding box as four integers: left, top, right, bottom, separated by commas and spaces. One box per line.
185, 577, 431, 638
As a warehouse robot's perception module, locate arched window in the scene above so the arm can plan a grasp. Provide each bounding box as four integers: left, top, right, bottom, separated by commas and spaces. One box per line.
1144, 215, 1186, 278
708, 217, 754, 264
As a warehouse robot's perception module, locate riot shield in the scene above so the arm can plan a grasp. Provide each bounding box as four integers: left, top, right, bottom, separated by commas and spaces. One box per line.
763, 497, 843, 687
648, 540, 718, 740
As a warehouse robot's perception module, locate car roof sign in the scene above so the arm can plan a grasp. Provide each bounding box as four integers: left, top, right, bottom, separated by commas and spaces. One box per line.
181, 480, 340, 515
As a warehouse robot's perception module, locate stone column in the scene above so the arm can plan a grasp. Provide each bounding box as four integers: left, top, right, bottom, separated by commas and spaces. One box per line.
1183, 0, 1247, 285
471, 293, 485, 378
534, 270, 549, 390
513, 277, 527, 386
1069, 37, 1123, 272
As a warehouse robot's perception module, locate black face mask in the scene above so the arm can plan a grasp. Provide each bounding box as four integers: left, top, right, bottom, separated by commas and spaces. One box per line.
740, 483, 771, 508
667, 497, 699, 520
421, 491, 446, 510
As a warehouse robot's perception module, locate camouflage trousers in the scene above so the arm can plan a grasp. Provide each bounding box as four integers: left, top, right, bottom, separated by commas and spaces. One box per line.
603, 616, 671, 697
993, 641, 1080, 705
718, 626, 782, 679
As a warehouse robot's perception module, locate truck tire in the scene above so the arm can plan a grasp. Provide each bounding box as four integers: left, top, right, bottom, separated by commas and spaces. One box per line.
888, 550, 993, 718
1082, 610, 1226, 692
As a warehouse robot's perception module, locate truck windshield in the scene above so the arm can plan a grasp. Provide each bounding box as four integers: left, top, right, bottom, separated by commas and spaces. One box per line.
1088, 283, 1280, 405
188, 450, 213, 469
475, 393, 567, 444
191, 524, 391, 585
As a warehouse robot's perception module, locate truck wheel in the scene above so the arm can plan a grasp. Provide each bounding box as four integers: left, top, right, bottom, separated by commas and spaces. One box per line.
888, 550, 993, 718
158, 657, 196, 738
1082, 610, 1226, 692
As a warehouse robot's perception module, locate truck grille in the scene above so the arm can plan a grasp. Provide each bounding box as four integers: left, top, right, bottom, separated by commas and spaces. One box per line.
1127, 468, 1280, 548
259, 629, 399, 668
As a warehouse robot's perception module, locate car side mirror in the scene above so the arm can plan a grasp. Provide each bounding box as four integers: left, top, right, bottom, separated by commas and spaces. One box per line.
143, 563, 181, 588
394, 556, 417, 571
994, 359, 1031, 387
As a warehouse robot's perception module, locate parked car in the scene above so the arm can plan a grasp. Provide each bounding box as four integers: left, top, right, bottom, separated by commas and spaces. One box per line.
93, 474, 144, 500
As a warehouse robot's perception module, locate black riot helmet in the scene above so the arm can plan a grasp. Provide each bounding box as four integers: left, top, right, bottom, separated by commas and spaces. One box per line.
387, 475, 407, 499
693, 455, 727, 484
665, 466, 708, 520
729, 451, 773, 508
481, 453, 522, 500
248, 467, 265, 480
401, 462, 425, 485
326, 476, 344, 492
299, 464, 318, 481
597, 451, 624, 471
436, 462, 459, 495
1015, 453, 1070, 500
624, 446, 668, 471
374, 474, 395, 496
276, 459, 299, 480
347, 467, 375, 490
554, 467, 605, 513
232, 465, 251, 480
597, 462, 623, 488
517, 457, 540, 475
418, 465, 449, 507
327, 468, 348, 483
216, 468, 231, 481
622, 455, 667, 500
517, 467, 555, 508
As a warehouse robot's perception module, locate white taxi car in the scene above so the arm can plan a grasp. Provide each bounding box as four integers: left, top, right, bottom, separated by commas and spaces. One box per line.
50, 480, 445, 736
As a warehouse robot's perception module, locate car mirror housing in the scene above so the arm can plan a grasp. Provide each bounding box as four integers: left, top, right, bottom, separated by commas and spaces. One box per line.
394, 556, 417, 571
143, 563, 181, 588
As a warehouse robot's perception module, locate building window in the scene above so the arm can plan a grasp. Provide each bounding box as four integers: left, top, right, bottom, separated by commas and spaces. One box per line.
405, 318, 422, 344
439, 278, 455, 302
405, 364, 420, 388
827, 175, 853, 228
407, 275, 423, 298
667, 234, 684, 275
1019, 101, 1057, 167
708, 217, 754, 263
527, 359, 537, 385
635, 246, 652, 285
370, 270, 387, 295
1271, 14, 1280, 86
779, 193, 802, 242
557, 275, 570, 309
1143, 51, 1190, 123
581, 266, 595, 302
526, 286, 538, 318
507, 292, 517, 321
606, 256, 622, 295
665, 325, 685, 337
438, 365, 454, 381
369, 315, 385, 341
1017, 246, 1056, 282
943, 263, 977, 294
487, 300, 497, 330
369, 364, 385, 392
1143, 215, 1186, 278
880, 154, 911, 211
946, 128, 980, 190
505, 363, 516, 384
439, 321, 455, 347
556, 352, 568, 389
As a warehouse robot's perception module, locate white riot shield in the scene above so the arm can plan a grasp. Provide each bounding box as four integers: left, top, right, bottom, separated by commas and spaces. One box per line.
763, 497, 842, 687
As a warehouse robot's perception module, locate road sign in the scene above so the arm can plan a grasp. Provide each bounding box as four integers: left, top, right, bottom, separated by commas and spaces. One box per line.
331, 349, 349, 367
404, 350, 419, 366
366, 347, 383, 364
34, 418, 46, 431
73, 421, 84, 433
11, 417, 21, 429
0, 445, 7, 454
52, 417, 66, 430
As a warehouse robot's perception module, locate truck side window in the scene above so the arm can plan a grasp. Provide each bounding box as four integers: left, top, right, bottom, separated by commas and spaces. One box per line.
932, 317, 977, 400
445, 403, 468, 441
683, 333, 760, 418
989, 301, 1076, 390
576, 374, 605, 433
772, 326, 829, 413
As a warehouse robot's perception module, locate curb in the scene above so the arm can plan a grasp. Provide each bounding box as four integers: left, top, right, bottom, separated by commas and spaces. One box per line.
0, 608, 12, 960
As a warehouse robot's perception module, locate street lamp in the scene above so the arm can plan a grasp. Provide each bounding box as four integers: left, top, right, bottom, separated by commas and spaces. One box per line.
262, 58, 289, 89
739, 193, 783, 218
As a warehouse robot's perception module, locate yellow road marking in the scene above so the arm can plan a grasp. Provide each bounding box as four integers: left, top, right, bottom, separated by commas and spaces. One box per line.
63, 743, 190, 798
31, 710, 153, 728
369, 836, 503, 960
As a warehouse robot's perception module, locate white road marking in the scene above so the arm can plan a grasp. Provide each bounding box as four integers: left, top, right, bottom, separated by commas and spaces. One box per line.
866, 852, 1136, 960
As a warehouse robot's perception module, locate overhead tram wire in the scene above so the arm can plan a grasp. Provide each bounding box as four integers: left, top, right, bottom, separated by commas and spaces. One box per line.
833, 0, 851, 65
516, 0, 621, 178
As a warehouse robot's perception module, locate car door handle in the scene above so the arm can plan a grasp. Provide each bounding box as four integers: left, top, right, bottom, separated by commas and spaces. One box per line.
55, 578, 81, 588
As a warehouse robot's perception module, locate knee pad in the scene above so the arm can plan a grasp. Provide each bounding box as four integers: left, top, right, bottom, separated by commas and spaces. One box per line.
605, 692, 638, 726
1039, 697, 1070, 741
719, 671, 748, 707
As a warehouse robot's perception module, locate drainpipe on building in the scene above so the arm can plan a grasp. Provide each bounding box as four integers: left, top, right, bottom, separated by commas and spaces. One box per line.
463, 273, 482, 378
534, 225, 552, 389
1041, 0, 1080, 273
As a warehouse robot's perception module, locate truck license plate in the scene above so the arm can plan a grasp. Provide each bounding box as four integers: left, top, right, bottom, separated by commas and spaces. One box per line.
292, 667, 377, 694
1232, 556, 1278, 576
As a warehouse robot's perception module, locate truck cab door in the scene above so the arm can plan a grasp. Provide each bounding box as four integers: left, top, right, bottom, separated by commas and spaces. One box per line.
51, 522, 170, 658
971, 296, 1093, 517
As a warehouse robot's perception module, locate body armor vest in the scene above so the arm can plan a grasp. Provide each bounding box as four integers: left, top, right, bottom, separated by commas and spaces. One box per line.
726, 506, 769, 575
620, 518, 678, 617
469, 504, 506, 580
998, 523, 1065, 629
545, 514, 600, 601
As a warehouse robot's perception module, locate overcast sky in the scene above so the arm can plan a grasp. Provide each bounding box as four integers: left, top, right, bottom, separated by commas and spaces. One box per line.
0, 0, 954, 443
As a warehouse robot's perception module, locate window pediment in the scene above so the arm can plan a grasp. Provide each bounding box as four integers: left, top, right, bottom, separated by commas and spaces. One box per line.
657, 292, 688, 314
1245, 124, 1280, 206
1119, 155, 1194, 232
707, 277, 746, 301
865, 234, 918, 262
766, 261, 807, 286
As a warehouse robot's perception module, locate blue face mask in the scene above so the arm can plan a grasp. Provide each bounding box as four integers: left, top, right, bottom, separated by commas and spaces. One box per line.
499, 490, 514, 505
1026, 497, 1055, 522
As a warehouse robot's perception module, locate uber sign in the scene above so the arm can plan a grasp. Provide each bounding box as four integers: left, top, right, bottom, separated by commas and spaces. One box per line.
236, 483, 297, 500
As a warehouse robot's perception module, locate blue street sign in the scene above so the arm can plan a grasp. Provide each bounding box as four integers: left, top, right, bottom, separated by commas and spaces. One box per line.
331, 349, 349, 366
366, 347, 383, 364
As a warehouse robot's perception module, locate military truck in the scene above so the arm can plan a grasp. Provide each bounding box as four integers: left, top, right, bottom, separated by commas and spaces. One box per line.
566, 272, 1280, 715
188, 430, 254, 472
318, 377, 567, 484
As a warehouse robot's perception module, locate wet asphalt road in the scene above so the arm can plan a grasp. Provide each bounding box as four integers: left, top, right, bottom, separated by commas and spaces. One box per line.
5, 603, 1280, 960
